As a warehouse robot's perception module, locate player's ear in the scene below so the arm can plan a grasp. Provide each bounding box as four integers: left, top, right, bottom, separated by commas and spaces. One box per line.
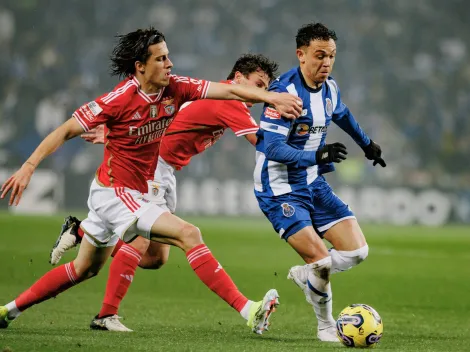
296, 48, 306, 64
135, 61, 145, 75
233, 71, 244, 84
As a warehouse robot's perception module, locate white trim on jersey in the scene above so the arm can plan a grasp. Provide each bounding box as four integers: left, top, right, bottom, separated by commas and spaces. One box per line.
254, 151, 265, 192
286, 83, 299, 96
102, 80, 134, 104
267, 160, 292, 196
201, 81, 211, 99
260, 121, 290, 136
310, 89, 326, 126
234, 127, 259, 137
73, 112, 89, 132
326, 80, 338, 111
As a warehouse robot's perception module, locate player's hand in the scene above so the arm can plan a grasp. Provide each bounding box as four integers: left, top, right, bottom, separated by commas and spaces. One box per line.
0, 163, 35, 206
81, 124, 105, 144
361, 140, 386, 167
270, 93, 303, 119
315, 143, 348, 164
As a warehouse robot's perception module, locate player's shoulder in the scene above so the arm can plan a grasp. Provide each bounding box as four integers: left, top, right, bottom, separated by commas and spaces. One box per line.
97, 77, 137, 106
268, 67, 300, 93
326, 76, 339, 95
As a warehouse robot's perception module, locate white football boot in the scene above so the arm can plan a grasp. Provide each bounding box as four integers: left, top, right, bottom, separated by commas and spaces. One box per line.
90, 315, 133, 332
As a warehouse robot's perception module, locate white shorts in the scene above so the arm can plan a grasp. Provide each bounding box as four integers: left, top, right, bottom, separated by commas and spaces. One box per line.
80, 179, 169, 248
146, 156, 177, 213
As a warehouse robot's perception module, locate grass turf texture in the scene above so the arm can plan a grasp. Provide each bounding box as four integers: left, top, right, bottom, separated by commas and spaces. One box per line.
0, 213, 469, 351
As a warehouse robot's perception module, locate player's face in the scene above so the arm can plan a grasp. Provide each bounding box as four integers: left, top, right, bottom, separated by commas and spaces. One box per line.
297, 38, 336, 86
138, 41, 173, 88
234, 69, 270, 107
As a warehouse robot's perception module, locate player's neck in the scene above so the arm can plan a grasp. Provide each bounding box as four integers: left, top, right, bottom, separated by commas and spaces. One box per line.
299, 67, 322, 90
134, 76, 162, 95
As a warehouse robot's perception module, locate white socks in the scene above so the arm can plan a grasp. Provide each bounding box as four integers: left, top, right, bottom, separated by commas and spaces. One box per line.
240, 300, 255, 320
329, 244, 369, 274
5, 301, 21, 320
305, 256, 335, 329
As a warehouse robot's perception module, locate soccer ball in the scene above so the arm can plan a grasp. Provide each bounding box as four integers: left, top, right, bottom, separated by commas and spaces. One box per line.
336, 304, 383, 348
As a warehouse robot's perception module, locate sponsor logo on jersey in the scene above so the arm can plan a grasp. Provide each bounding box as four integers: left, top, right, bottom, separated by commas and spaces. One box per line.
79, 101, 103, 122
150, 105, 157, 118
264, 107, 281, 119
132, 111, 142, 120
129, 117, 174, 145
281, 203, 295, 217
295, 124, 327, 135
325, 98, 333, 117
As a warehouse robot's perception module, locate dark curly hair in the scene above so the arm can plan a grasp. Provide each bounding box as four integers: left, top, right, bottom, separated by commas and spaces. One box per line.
296, 23, 337, 48
110, 27, 166, 78
227, 54, 279, 83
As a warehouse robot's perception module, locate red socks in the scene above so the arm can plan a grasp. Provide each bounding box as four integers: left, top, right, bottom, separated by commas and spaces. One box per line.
98, 244, 142, 318
186, 244, 248, 312
15, 262, 79, 311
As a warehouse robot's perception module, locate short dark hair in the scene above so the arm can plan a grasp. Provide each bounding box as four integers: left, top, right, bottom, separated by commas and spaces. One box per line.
110, 27, 166, 78
227, 54, 279, 83
296, 23, 337, 49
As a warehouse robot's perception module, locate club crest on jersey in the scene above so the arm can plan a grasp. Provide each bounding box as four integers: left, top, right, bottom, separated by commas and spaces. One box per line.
281, 203, 295, 217
162, 97, 176, 116
150, 105, 157, 118
325, 98, 333, 117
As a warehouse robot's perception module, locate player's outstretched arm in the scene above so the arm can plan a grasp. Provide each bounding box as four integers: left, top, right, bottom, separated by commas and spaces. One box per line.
1, 117, 84, 206
206, 82, 302, 119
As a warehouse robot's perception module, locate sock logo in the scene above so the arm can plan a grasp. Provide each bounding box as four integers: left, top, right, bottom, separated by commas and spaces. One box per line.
214, 263, 223, 273
120, 274, 134, 282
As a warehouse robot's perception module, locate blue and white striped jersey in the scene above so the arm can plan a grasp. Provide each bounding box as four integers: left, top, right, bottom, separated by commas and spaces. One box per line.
254, 67, 370, 197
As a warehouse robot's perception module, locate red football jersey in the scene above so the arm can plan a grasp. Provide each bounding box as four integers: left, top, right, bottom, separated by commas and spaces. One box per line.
159, 80, 259, 170
73, 75, 210, 193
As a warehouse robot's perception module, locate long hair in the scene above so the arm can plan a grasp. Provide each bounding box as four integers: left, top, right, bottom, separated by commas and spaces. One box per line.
110, 27, 166, 78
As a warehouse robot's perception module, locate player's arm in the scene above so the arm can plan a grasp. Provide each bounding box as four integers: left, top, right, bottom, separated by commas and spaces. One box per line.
332, 89, 386, 167
263, 129, 347, 167
206, 82, 302, 120
244, 133, 257, 146
1, 118, 84, 206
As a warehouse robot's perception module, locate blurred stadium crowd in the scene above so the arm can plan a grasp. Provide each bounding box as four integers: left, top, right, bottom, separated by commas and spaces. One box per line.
0, 0, 469, 190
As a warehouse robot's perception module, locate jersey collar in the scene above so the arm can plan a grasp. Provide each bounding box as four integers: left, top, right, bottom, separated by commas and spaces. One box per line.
297, 67, 323, 93
130, 76, 165, 103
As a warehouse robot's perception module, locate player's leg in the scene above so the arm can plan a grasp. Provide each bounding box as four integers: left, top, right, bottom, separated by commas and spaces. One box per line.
138, 209, 279, 334
256, 192, 336, 341
286, 226, 336, 340
1, 235, 113, 328
311, 176, 369, 274
139, 241, 171, 269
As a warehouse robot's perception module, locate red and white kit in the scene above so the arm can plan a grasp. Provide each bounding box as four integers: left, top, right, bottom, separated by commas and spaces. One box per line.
73, 75, 210, 246
148, 80, 259, 213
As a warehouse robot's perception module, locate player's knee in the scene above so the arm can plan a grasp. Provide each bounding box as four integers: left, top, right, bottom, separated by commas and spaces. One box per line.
356, 244, 369, 264
179, 224, 203, 250
128, 237, 151, 256
329, 244, 369, 274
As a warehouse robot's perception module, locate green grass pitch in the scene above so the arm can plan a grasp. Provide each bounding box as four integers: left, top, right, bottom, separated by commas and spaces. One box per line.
0, 213, 469, 351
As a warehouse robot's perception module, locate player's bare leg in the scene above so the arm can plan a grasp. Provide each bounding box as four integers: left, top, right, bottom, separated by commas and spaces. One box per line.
138, 242, 170, 269
146, 211, 279, 334
286, 226, 338, 342
1, 238, 113, 328
323, 219, 369, 274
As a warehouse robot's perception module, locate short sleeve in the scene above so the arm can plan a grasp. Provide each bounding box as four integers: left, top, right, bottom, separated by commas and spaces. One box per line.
218, 101, 258, 137
72, 94, 117, 132
171, 75, 211, 103
259, 81, 292, 137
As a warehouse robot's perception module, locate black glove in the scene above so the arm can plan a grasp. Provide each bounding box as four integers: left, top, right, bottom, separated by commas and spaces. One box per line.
315, 143, 348, 164
362, 140, 386, 167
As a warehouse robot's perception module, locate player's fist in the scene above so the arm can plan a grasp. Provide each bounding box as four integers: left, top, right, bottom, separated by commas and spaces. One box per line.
81, 124, 105, 144
315, 143, 348, 164
361, 140, 386, 167
270, 92, 303, 120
